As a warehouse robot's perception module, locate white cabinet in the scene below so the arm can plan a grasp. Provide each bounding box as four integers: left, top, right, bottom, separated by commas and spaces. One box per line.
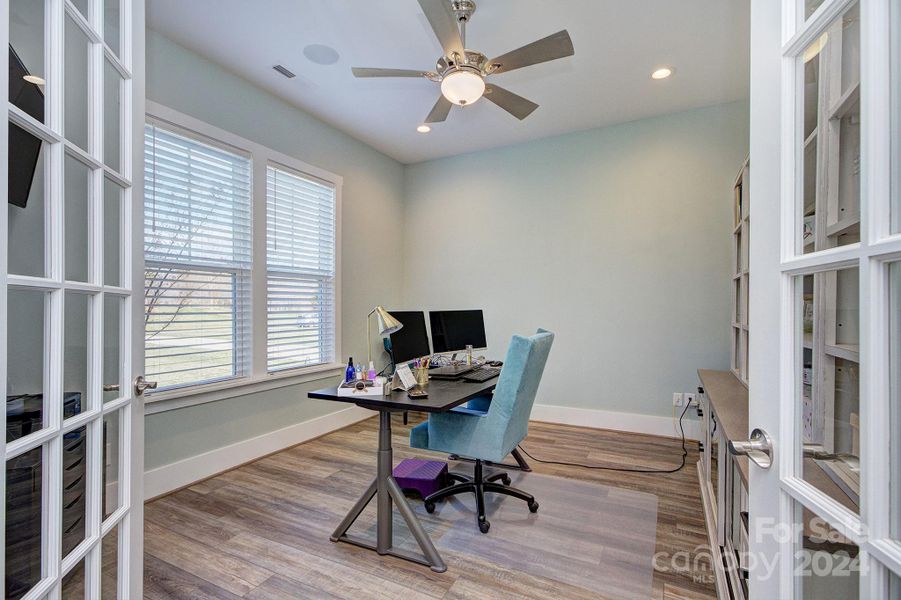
698, 370, 749, 600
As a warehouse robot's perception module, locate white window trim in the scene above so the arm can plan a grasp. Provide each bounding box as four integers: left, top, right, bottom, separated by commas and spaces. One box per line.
142, 101, 343, 413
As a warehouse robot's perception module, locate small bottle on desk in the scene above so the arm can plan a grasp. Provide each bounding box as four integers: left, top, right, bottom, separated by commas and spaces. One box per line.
345, 357, 355, 383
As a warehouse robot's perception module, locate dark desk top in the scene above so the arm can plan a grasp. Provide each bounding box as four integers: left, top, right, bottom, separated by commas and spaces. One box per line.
308, 377, 497, 413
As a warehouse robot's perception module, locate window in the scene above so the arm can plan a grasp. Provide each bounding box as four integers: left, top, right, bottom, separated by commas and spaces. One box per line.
266, 166, 337, 372
142, 104, 342, 400
143, 121, 252, 390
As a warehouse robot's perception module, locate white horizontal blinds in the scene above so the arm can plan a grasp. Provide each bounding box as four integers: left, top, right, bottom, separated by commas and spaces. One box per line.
144, 122, 252, 267
144, 122, 253, 389
266, 165, 337, 372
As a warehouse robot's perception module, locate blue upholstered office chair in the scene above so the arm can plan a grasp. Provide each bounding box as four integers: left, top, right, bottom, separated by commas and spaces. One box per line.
447, 396, 534, 472
409, 329, 554, 533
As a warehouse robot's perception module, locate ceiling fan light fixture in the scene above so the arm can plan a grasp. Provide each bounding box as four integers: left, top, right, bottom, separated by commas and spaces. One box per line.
440, 69, 485, 106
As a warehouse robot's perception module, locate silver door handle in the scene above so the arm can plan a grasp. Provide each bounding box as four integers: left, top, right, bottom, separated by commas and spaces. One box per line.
134, 375, 158, 396
102, 384, 120, 392
728, 428, 774, 469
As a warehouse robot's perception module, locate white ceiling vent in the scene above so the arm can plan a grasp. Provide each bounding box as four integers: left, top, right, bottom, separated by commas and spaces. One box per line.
272, 64, 296, 79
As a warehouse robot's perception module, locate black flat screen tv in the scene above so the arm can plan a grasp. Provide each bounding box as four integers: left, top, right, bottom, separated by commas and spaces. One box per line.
9, 45, 44, 208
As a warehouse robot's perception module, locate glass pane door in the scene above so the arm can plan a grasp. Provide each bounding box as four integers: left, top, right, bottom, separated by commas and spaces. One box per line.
3, 0, 140, 597
757, 0, 901, 596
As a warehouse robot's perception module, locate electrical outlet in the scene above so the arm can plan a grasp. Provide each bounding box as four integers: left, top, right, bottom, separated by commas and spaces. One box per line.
684, 392, 697, 406
672, 392, 684, 407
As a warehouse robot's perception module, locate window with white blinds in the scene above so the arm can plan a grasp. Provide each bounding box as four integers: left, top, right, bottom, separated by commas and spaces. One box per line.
266, 165, 337, 372
144, 121, 252, 390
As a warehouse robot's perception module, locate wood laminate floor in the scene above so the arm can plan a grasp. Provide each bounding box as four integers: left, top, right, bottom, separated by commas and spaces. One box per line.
143, 414, 717, 600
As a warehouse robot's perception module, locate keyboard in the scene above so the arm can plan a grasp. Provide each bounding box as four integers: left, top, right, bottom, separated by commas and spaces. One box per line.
462, 366, 501, 382
429, 364, 475, 379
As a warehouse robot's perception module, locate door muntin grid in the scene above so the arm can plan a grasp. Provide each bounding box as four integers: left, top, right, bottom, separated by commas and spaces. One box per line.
4, 0, 135, 598
780, 0, 901, 595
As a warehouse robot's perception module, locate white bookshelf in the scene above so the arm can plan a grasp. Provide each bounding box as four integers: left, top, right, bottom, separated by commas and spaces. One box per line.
730, 159, 750, 387
799, 4, 861, 507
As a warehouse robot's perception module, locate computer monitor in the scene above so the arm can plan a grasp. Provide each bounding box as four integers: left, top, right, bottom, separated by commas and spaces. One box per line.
429, 310, 487, 354
387, 311, 431, 364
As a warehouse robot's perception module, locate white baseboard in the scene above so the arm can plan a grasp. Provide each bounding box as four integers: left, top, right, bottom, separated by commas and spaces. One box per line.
143, 406, 372, 500
530, 403, 702, 441
143, 403, 698, 500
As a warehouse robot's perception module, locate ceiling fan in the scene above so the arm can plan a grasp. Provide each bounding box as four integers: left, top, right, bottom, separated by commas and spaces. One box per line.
352, 0, 574, 123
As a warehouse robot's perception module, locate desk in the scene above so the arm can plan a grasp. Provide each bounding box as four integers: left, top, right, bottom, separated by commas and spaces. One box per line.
308, 377, 498, 573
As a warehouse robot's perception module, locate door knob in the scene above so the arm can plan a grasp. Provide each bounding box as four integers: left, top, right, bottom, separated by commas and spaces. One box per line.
728, 428, 774, 469
102, 383, 120, 392
134, 375, 158, 396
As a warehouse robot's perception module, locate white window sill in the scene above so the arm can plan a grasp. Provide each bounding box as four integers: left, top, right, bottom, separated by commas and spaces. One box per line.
144, 363, 345, 415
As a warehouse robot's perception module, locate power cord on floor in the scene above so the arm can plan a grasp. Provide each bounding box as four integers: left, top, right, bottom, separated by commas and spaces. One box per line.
517, 400, 693, 474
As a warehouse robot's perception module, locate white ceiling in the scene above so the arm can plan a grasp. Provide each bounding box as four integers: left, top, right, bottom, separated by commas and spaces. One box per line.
147, 0, 750, 164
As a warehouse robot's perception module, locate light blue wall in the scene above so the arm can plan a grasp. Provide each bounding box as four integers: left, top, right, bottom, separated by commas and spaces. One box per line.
144, 31, 406, 470
143, 29, 748, 470
402, 100, 750, 419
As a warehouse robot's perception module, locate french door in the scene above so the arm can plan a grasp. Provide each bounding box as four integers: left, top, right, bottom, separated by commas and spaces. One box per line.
2, 0, 145, 598
748, 0, 900, 597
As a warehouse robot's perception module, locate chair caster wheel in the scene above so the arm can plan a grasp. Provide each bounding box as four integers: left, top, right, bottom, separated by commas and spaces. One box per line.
478, 519, 490, 534
528, 501, 539, 513
425, 501, 436, 514
501, 475, 511, 486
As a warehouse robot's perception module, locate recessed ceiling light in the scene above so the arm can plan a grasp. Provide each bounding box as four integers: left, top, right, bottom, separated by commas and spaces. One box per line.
416, 124, 431, 133
23, 74, 45, 86
303, 44, 340, 66
651, 67, 673, 80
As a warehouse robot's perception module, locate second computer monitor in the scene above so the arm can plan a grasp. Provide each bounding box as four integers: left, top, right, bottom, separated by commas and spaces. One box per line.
387, 311, 431, 364
429, 309, 487, 354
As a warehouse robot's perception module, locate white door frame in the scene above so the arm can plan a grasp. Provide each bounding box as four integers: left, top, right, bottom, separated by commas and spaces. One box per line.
749, 0, 901, 597
127, 0, 145, 596
1, 0, 9, 593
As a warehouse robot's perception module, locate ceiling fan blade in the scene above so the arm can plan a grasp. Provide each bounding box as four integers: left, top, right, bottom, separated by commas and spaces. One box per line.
417, 0, 464, 58
488, 30, 574, 75
484, 84, 539, 120
425, 95, 453, 123
352, 67, 436, 78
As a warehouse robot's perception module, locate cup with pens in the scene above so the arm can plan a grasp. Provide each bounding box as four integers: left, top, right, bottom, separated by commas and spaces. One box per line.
414, 357, 430, 387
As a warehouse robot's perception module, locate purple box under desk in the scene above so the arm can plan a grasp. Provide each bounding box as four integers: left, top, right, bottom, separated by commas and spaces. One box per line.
393, 459, 448, 499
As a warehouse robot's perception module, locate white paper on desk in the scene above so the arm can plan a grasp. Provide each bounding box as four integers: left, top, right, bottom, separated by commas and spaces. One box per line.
395, 365, 417, 390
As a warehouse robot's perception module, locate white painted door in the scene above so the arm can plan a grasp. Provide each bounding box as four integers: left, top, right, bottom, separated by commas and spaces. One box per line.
3, 0, 145, 597
748, 0, 901, 597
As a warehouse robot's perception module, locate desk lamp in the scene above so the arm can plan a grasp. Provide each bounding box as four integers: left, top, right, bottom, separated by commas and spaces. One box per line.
368, 306, 403, 365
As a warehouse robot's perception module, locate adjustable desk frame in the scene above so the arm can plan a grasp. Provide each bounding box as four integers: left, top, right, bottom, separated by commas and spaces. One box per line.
309, 378, 498, 573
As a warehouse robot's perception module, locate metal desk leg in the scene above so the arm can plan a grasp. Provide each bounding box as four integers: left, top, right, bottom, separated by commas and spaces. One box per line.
376, 410, 393, 553
330, 478, 376, 542
510, 447, 533, 472
330, 409, 447, 573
